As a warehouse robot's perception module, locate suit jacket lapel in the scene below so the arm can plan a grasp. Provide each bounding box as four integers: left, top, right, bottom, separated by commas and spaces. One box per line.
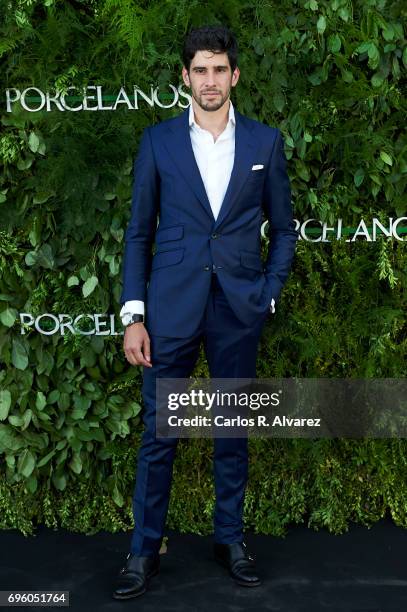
163, 106, 259, 228
213, 109, 257, 230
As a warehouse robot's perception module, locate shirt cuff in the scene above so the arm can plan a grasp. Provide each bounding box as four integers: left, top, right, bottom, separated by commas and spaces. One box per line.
120, 298, 274, 323
120, 300, 145, 325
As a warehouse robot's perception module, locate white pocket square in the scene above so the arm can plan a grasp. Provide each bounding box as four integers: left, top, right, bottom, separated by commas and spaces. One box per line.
251, 164, 264, 170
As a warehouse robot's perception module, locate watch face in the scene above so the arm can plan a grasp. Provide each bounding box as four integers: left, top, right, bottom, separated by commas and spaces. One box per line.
131, 314, 144, 323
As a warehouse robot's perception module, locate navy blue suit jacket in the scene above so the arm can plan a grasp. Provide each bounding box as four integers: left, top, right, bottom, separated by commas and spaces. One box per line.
120, 106, 299, 338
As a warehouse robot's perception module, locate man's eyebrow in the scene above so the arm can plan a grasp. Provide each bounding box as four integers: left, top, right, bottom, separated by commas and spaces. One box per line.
191, 65, 229, 70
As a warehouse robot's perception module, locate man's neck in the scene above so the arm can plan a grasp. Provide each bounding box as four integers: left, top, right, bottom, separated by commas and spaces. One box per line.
192, 98, 231, 141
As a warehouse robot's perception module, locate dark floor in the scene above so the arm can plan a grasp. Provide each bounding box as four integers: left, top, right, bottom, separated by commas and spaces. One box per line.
1, 517, 407, 611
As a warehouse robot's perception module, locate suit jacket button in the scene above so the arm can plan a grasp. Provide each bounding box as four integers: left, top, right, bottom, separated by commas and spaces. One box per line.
211, 233, 218, 239
204, 265, 210, 271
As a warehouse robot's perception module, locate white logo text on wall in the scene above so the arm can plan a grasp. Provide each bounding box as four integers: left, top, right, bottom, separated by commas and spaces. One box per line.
20, 313, 123, 336
5, 85, 191, 112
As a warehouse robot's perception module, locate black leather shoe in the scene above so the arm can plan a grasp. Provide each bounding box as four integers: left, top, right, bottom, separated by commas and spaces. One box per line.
112, 552, 160, 600
214, 541, 261, 587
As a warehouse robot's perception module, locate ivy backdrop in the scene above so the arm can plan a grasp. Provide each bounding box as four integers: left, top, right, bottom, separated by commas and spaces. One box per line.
0, 0, 406, 539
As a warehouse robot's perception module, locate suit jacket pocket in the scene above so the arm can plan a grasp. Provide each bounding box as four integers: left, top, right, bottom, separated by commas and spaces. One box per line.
151, 247, 185, 271
155, 224, 184, 244
247, 168, 265, 182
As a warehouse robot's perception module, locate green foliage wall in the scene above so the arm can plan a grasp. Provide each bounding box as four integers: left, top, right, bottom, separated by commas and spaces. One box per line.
0, 0, 406, 537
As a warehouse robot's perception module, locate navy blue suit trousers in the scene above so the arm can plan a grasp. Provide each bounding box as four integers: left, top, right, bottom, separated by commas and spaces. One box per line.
130, 273, 268, 556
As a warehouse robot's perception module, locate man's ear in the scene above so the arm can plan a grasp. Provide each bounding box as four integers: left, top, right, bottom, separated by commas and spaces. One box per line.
231, 66, 240, 87
182, 66, 190, 88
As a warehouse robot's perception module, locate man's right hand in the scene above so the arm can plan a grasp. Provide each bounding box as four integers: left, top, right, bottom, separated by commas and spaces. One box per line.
123, 323, 152, 367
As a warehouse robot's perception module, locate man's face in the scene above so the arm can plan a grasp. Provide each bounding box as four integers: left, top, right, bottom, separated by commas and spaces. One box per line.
182, 50, 240, 112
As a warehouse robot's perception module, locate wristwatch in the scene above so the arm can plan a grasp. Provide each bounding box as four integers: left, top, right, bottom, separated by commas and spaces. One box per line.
124, 313, 144, 326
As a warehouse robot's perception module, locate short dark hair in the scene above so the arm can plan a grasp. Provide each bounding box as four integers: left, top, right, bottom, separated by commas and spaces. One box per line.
182, 25, 238, 72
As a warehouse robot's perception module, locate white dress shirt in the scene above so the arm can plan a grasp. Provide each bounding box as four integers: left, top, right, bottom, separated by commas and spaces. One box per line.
120, 100, 275, 325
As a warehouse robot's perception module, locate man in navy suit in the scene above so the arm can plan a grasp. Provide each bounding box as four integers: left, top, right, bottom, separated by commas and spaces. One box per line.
113, 25, 298, 600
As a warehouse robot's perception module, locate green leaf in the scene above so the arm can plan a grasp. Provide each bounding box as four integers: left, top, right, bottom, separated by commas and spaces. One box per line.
37, 448, 56, 468
110, 227, 124, 242
354, 168, 365, 187
83, 275, 99, 298
36, 391, 46, 411
112, 484, 124, 507
72, 394, 91, 419
33, 191, 53, 204
341, 69, 353, 83
0, 390, 12, 420
48, 389, 60, 404
8, 414, 23, 427
328, 33, 341, 53
253, 38, 264, 55
67, 275, 79, 287
108, 255, 120, 276
317, 15, 326, 35
0, 307, 17, 327
382, 25, 394, 41
367, 43, 380, 69
25, 251, 38, 266
17, 156, 34, 170
28, 132, 40, 153
37, 244, 55, 269
308, 190, 318, 207
0, 425, 25, 451
297, 139, 307, 159
12, 337, 29, 370
371, 73, 384, 87
338, 7, 349, 21
295, 160, 310, 182
380, 151, 393, 166
129, 401, 142, 417
52, 472, 67, 491
273, 93, 285, 113
392, 55, 400, 79
25, 245, 55, 269
356, 41, 371, 54
18, 448, 36, 478
308, 68, 323, 85
25, 474, 38, 493
21, 409, 32, 430
69, 452, 83, 474
81, 345, 97, 367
